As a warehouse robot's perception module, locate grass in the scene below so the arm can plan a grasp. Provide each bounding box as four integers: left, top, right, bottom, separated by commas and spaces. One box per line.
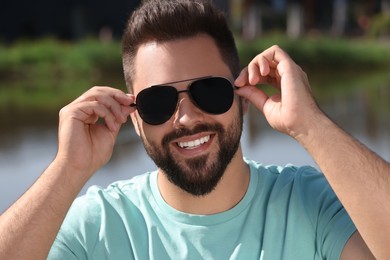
0, 38, 125, 117
0, 38, 122, 80
0, 35, 389, 118
236, 33, 390, 70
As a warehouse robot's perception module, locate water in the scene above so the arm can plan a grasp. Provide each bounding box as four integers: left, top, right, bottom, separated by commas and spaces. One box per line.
1, 73, 390, 214
0, 118, 315, 214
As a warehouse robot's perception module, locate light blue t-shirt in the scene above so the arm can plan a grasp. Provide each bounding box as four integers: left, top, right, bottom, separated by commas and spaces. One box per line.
48, 160, 356, 259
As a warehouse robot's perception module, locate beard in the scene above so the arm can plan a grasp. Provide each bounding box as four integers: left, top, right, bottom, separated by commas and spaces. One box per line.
139, 107, 243, 196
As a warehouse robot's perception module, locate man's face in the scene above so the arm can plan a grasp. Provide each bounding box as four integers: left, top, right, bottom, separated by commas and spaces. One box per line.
130, 35, 244, 196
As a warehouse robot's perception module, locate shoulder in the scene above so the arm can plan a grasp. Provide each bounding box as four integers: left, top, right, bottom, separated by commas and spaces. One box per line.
246, 159, 335, 207
52, 172, 155, 253
245, 160, 356, 259
61, 172, 154, 228
75, 171, 154, 210
246, 158, 324, 186
50, 173, 155, 259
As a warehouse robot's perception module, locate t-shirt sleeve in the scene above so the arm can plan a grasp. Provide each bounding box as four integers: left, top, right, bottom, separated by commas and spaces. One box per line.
47, 193, 101, 260
297, 166, 357, 259
48, 236, 83, 260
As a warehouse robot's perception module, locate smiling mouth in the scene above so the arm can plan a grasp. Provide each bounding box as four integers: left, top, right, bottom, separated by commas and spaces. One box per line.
177, 135, 211, 149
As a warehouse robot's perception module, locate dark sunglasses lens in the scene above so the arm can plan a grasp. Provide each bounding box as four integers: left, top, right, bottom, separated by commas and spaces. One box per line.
190, 77, 234, 114
136, 86, 178, 125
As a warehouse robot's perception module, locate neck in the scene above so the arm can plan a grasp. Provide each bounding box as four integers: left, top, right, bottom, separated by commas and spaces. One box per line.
157, 146, 250, 215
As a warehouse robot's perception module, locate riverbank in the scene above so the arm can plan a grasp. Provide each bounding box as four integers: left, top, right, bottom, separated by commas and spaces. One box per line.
0, 38, 123, 120
0, 35, 389, 120
236, 34, 390, 70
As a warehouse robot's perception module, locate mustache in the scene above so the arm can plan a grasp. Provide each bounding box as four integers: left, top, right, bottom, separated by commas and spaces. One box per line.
162, 123, 224, 146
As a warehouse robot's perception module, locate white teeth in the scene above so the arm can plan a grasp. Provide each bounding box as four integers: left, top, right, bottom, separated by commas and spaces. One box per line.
178, 135, 210, 149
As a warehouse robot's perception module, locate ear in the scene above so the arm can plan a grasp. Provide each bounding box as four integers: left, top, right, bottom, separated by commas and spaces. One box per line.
130, 112, 141, 137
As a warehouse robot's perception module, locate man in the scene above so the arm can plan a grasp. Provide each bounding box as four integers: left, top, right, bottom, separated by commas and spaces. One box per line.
0, 0, 388, 259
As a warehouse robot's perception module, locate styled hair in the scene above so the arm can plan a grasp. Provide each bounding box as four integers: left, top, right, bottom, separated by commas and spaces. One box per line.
122, 0, 240, 93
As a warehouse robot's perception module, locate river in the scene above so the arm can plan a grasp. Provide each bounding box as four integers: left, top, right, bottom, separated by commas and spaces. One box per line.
1, 72, 390, 213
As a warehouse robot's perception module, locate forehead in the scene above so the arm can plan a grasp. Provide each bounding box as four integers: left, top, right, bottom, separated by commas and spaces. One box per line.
132, 35, 231, 94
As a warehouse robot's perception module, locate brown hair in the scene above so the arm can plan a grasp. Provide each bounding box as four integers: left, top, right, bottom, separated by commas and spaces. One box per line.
122, 0, 240, 93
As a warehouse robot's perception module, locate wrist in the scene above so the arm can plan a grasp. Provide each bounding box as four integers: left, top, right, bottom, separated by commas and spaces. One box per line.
49, 158, 95, 191
292, 111, 335, 149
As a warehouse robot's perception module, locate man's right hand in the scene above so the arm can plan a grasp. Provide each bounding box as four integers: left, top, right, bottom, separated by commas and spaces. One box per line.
0, 86, 134, 260
55, 86, 134, 179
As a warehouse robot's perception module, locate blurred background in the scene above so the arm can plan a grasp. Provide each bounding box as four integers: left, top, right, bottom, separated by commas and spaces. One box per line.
0, 0, 389, 213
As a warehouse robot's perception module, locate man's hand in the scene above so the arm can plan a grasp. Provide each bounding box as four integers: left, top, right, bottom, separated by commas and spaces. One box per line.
55, 86, 134, 178
0, 86, 135, 260
234, 45, 322, 139
235, 45, 388, 259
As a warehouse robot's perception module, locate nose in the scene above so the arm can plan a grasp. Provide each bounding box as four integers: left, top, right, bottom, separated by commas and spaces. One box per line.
173, 94, 205, 128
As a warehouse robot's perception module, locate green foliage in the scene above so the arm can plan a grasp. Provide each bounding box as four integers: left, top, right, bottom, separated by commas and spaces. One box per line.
368, 13, 390, 38
0, 36, 389, 116
236, 34, 390, 70
0, 38, 122, 80
0, 38, 123, 115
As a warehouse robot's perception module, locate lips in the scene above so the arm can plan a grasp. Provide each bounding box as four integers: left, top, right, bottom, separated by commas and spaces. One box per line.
177, 135, 210, 149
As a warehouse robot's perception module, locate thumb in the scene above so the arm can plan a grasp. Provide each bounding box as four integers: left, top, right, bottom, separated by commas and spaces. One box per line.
235, 86, 268, 114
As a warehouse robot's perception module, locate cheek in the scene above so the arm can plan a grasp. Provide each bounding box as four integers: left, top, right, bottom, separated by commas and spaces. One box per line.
219, 98, 242, 123
131, 108, 171, 145
142, 124, 168, 145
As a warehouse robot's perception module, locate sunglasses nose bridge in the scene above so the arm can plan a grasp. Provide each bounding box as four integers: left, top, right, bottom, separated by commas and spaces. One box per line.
172, 89, 205, 126
177, 89, 190, 95
177, 88, 204, 112
175, 89, 192, 107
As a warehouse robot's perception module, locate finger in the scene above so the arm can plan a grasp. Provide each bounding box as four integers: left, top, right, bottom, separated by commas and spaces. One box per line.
113, 93, 135, 121
99, 94, 130, 123
260, 45, 292, 64
246, 56, 267, 85
235, 86, 269, 114
76, 87, 133, 123
75, 101, 120, 132
126, 94, 137, 111
75, 86, 125, 101
250, 45, 291, 74
113, 91, 134, 106
234, 67, 249, 87
235, 66, 277, 88
243, 55, 279, 87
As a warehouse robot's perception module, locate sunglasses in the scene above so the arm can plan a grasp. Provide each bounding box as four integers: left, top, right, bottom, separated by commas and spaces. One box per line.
131, 76, 235, 125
